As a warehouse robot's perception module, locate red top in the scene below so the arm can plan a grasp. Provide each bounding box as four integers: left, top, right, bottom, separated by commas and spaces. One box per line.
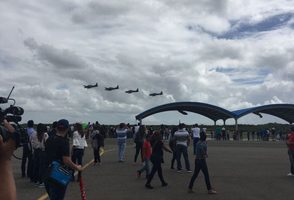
143, 139, 152, 160
287, 132, 294, 151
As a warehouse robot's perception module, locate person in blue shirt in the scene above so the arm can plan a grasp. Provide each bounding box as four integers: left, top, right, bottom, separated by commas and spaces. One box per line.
188, 131, 217, 194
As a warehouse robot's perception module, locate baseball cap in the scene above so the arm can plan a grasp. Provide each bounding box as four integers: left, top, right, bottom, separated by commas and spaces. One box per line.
57, 119, 69, 130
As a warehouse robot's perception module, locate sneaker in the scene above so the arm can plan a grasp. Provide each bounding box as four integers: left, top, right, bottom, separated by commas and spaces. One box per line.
208, 189, 217, 194
187, 188, 194, 193
187, 170, 193, 173
287, 173, 294, 176
162, 182, 168, 187
137, 171, 141, 178
145, 184, 154, 189
177, 170, 183, 173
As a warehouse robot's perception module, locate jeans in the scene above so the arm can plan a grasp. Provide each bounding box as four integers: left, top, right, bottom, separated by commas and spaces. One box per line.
193, 138, 199, 155
21, 144, 32, 178
138, 159, 151, 177
93, 146, 101, 163
45, 181, 66, 200
171, 151, 177, 169
134, 141, 143, 162
146, 159, 166, 185
188, 159, 212, 190
71, 148, 84, 165
118, 142, 126, 161
288, 150, 294, 174
176, 145, 190, 170
71, 148, 84, 179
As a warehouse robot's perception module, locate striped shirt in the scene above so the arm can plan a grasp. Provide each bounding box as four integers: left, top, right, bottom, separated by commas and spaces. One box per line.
116, 128, 128, 143
174, 129, 189, 146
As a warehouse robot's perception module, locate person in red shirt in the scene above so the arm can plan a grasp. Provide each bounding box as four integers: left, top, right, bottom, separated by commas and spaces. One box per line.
137, 133, 152, 179
286, 126, 294, 176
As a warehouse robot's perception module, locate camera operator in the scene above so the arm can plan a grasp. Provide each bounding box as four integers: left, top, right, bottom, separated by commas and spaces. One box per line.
0, 119, 17, 200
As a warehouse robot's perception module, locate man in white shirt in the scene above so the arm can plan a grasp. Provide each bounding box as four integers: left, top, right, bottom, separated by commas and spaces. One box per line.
191, 124, 200, 155
174, 123, 191, 173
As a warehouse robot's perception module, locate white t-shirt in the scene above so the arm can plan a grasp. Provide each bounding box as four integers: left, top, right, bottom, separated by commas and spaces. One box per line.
192, 127, 200, 138
73, 131, 88, 149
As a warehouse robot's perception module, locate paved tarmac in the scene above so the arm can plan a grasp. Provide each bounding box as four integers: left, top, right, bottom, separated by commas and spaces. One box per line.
12, 139, 294, 200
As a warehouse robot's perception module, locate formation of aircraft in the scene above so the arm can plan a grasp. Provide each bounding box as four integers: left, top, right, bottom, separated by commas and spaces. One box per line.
83, 83, 163, 97
105, 85, 119, 91
83, 83, 98, 89
149, 91, 163, 96
125, 88, 139, 94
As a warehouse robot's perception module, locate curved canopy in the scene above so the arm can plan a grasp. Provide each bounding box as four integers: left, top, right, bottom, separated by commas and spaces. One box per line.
135, 102, 235, 122
232, 104, 294, 124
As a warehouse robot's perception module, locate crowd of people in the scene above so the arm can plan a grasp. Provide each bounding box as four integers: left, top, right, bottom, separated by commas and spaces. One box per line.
0, 118, 294, 200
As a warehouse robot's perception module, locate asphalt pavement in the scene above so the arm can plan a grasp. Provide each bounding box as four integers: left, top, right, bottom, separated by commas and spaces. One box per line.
12, 139, 294, 200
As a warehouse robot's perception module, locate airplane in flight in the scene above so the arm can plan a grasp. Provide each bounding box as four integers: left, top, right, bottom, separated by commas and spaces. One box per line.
84, 83, 98, 89
149, 91, 163, 96
105, 85, 119, 91
125, 88, 139, 94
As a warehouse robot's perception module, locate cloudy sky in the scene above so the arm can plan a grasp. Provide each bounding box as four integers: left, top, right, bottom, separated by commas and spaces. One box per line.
0, 0, 294, 125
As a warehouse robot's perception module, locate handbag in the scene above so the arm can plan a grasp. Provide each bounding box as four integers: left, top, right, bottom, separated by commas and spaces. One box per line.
47, 161, 73, 187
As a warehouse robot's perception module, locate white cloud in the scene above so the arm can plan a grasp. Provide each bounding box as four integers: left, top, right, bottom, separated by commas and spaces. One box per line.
0, 0, 293, 125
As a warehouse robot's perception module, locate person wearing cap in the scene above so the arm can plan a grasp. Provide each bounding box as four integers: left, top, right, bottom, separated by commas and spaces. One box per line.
188, 132, 216, 194
45, 119, 83, 200
286, 126, 294, 176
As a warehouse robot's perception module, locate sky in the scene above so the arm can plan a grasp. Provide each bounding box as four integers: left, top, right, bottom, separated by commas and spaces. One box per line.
0, 0, 294, 125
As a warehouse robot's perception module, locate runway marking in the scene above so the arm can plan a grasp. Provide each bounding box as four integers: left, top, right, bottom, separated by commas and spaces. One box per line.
37, 148, 114, 200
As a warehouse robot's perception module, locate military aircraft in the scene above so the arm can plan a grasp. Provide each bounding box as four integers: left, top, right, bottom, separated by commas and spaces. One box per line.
125, 88, 139, 94
105, 85, 119, 91
84, 83, 98, 89
149, 91, 163, 96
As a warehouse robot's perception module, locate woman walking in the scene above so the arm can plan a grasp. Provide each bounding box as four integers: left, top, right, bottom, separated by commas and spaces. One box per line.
188, 132, 217, 194
145, 131, 172, 189
134, 125, 145, 163
72, 123, 87, 180
137, 133, 152, 179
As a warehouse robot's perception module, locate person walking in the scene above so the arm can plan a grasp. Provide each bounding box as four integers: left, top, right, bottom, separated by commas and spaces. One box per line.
286, 126, 294, 176
90, 125, 104, 165
188, 132, 217, 194
45, 119, 83, 200
134, 125, 145, 164
71, 123, 87, 180
169, 127, 178, 169
174, 123, 192, 173
145, 131, 172, 189
137, 134, 152, 179
116, 123, 128, 162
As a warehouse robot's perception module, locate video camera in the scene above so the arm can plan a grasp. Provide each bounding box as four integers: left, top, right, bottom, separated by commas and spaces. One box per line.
0, 86, 24, 148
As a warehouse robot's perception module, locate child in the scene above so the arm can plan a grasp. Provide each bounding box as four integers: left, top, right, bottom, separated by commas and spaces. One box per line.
137, 134, 151, 178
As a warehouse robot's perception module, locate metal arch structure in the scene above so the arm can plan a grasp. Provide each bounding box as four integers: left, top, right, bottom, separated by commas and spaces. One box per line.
135, 102, 235, 123
135, 102, 294, 131
232, 104, 294, 124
